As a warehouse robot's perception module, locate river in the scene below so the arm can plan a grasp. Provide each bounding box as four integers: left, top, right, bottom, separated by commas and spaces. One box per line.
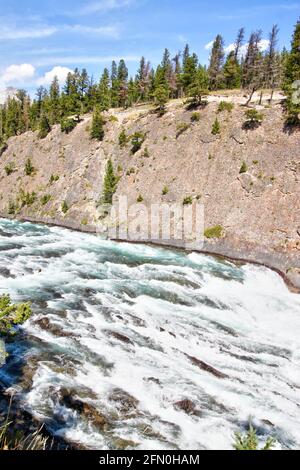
0, 218, 299, 450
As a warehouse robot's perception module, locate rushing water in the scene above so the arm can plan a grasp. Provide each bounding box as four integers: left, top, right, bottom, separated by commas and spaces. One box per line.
0, 218, 299, 450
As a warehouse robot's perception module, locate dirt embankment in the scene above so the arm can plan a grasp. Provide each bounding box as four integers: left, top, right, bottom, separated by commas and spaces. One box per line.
0, 94, 299, 289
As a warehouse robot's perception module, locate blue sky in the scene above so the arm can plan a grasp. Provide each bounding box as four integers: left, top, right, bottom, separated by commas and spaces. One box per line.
0, 0, 299, 95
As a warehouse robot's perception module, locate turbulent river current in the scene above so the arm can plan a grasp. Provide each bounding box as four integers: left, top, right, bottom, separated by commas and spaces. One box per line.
0, 218, 299, 450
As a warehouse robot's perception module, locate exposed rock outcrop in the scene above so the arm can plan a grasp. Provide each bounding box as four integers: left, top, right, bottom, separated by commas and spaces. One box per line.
0, 96, 299, 289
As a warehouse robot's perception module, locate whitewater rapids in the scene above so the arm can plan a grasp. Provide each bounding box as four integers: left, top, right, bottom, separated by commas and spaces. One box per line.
0, 218, 299, 450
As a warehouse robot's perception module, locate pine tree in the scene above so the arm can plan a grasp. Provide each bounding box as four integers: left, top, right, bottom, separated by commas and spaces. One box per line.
5, 98, 21, 138
98, 68, 111, 111
153, 84, 169, 115
110, 61, 119, 108
90, 106, 105, 141
265, 25, 281, 103
284, 19, 300, 124
137, 57, 151, 102
38, 113, 51, 139
188, 66, 209, 105
223, 51, 242, 89
234, 28, 245, 61
49, 76, 61, 124
181, 53, 198, 94
172, 52, 182, 98
103, 159, 118, 204
208, 35, 225, 90
117, 60, 129, 107
242, 31, 265, 105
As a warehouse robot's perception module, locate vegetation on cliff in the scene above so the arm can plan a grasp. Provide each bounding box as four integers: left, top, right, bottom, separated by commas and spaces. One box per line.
0, 19, 299, 146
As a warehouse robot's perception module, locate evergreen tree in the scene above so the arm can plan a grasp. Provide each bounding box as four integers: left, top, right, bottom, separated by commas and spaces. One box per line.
49, 76, 61, 124
182, 44, 190, 69
181, 53, 198, 93
265, 25, 281, 102
103, 159, 118, 204
137, 57, 151, 102
5, 98, 21, 138
38, 113, 51, 139
223, 51, 242, 89
90, 106, 105, 141
284, 19, 300, 123
234, 28, 245, 61
153, 84, 169, 115
110, 61, 119, 108
243, 31, 265, 104
172, 52, 182, 98
117, 60, 129, 107
188, 66, 209, 105
208, 35, 225, 90
98, 68, 111, 111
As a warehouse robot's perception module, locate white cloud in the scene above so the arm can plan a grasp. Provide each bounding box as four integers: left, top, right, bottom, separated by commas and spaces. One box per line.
79, 0, 134, 15
206, 39, 270, 56
0, 25, 57, 40
36, 66, 73, 86
65, 24, 120, 39
0, 64, 35, 84
205, 40, 214, 51
258, 39, 270, 52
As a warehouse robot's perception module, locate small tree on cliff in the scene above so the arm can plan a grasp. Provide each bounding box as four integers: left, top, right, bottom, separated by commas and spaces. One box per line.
90, 106, 105, 141
38, 114, 51, 139
153, 84, 169, 115
103, 159, 118, 205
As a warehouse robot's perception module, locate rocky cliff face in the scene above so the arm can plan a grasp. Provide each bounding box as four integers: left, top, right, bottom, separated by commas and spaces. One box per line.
0, 96, 299, 288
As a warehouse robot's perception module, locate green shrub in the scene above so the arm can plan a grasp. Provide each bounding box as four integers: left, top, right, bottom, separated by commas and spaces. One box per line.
191, 112, 201, 122
234, 423, 275, 451
90, 107, 105, 141
18, 189, 36, 207
240, 162, 248, 174
81, 218, 88, 226
162, 186, 169, 196
102, 159, 118, 204
131, 132, 145, 154
5, 162, 16, 176
61, 201, 69, 214
119, 129, 127, 147
126, 167, 135, 176
176, 122, 190, 138
137, 194, 144, 203
218, 101, 234, 113
204, 225, 223, 239
109, 115, 118, 123
49, 174, 59, 184
0, 294, 31, 336
41, 194, 51, 206
244, 109, 264, 129
8, 200, 18, 215
211, 118, 221, 135
183, 196, 193, 206
61, 118, 77, 134
24, 158, 35, 176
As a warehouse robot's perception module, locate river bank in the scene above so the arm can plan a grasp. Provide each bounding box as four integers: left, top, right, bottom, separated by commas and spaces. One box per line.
1, 214, 299, 293
0, 218, 299, 450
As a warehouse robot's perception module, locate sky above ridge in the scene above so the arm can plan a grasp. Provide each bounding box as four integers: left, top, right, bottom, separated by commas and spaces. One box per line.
0, 0, 299, 95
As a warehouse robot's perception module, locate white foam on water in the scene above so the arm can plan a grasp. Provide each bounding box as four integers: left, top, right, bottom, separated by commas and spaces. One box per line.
0, 219, 300, 450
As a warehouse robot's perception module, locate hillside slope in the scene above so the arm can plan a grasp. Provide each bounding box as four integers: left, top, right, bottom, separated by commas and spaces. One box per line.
0, 95, 299, 288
